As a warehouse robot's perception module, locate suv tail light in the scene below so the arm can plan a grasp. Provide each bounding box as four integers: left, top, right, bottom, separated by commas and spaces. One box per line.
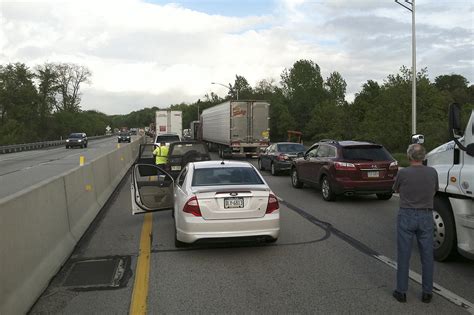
276, 154, 289, 161
266, 193, 279, 214
183, 196, 201, 216
389, 161, 398, 170
334, 162, 357, 171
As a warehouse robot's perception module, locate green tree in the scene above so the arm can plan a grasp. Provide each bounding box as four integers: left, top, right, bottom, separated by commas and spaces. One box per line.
280, 59, 325, 131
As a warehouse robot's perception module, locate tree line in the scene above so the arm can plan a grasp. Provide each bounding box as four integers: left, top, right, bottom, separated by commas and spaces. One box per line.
1, 60, 473, 154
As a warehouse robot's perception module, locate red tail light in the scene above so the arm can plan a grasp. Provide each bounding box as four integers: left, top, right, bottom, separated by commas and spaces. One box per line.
276, 154, 289, 161
183, 196, 201, 216
334, 162, 357, 171
389, 161, 398, 170
266, 193, 279, 214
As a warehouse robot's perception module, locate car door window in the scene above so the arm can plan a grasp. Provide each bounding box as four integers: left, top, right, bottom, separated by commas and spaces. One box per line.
316, 145, 330, 158
327, 146, 337, 158
177, 167, 188, 187
306, 145, 319, 158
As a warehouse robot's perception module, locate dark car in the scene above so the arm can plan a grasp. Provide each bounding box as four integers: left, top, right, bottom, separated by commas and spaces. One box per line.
165, 141, 211, 178
118, 132, 131, 143
154, 133, 181, 147
65, 133, 88, 148
258, 142, 306, 175
290, 140, 398, 201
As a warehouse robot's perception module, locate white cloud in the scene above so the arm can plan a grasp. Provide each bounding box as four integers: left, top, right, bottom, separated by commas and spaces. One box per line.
1, 0, 472, 115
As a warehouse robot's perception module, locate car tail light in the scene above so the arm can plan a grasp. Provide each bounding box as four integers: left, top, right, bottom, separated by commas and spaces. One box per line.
266, 193, 279, 214
183, 196, 201, 216
276, 154, 289, 161
334, 162, 357, 170
389, 161, 398, 170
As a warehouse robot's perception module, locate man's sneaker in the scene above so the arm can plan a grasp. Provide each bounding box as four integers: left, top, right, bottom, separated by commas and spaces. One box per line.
393, 290, 407, 303
422, 293, 433, 303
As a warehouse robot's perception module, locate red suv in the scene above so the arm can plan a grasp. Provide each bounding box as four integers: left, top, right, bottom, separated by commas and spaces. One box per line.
290, 140, 398, 201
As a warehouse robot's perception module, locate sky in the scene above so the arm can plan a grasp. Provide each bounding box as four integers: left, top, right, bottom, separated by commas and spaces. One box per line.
0, 0, 473, 115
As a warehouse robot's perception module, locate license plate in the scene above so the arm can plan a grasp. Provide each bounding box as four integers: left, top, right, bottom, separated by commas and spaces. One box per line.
367, 171, 379, 178
224, 197, 244, 209
171, 165, 181, 171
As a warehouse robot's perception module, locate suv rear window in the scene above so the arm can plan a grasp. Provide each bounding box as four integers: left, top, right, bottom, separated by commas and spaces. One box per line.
192, 167, 264, 186
156, 135, 180, 143
341, 146, 393, 161
170, 143, 207, 156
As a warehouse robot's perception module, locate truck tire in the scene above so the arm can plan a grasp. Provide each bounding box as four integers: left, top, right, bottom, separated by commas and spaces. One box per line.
433, 196, 457, 261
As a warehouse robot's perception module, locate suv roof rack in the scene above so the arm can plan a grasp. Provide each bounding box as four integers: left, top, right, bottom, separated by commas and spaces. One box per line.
319, 139, 339, 144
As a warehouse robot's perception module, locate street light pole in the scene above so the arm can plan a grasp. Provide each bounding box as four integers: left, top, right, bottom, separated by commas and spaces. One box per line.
211, 82, 239, 100
395, 0, 416, 134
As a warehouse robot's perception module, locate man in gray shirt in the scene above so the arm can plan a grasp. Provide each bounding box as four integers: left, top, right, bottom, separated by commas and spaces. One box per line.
392, 144, 438, 304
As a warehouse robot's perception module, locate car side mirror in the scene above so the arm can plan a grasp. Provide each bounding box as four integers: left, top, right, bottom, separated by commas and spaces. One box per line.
449, 103, 463, 138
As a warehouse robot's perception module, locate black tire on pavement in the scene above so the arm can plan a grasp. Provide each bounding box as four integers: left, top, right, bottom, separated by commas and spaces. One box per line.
258, 158, 265, 171
433, 196, 457, 261
321, 176, 336, 201
271, 163, 279, 176
376, 193, 393, 200
291, 168, 303, 188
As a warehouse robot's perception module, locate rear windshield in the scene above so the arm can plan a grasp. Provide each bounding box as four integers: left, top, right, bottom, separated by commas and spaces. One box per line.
277, 143, 305, 152
170, 143, 207, 156
342, 146, 393, 161
156, 135, 180, 143
119, 133, 130, 136
192, 167, 264, 186
69, 133, 83, 138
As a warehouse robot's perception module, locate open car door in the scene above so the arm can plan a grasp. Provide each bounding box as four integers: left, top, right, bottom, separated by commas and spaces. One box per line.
137, 143, 156, 165
131, 163, 174, 215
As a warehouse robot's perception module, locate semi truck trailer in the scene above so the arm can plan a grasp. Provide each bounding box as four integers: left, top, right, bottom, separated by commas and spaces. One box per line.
155, 110, 182, 137
200, 100, 270, 158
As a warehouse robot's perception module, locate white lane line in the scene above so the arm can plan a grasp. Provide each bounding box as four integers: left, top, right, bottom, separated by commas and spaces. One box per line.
277, 195, 474, 314
375, 255, 474, 314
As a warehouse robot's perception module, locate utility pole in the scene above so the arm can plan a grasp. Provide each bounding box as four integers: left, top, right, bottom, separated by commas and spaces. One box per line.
395, 0, 416, 134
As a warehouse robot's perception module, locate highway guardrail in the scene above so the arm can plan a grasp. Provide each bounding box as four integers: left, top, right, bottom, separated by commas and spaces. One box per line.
0, 135, 112, 154
0, 136, 144, 314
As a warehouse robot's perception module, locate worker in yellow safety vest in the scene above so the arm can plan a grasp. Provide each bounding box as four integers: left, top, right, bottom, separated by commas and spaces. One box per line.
153, 141, 169, 167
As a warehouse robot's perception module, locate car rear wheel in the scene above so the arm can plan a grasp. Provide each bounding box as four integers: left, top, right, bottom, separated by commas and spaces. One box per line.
321, 176, 336, 201
376, 193, 392, 200
433, 196, 457, 261
271, 163, 278, 176
291, 168, 303, 188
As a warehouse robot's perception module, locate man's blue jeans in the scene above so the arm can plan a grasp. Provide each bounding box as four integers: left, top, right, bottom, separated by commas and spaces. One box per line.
397, 207, 434, 294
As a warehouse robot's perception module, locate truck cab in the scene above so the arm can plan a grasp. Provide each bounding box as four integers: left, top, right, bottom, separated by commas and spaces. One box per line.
424, 103, 474, 261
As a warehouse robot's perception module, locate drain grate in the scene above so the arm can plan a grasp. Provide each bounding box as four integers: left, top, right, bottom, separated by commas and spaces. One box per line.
63, 256, 131, 290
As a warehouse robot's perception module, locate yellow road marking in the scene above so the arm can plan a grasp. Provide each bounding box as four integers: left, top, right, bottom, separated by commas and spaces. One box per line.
129, 213, 153, 315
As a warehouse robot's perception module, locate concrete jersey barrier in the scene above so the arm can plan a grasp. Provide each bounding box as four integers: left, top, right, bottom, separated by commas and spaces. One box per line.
0, 136, 145, 314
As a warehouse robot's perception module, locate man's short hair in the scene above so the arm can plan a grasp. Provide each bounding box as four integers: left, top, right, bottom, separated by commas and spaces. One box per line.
407, 144, 426, 161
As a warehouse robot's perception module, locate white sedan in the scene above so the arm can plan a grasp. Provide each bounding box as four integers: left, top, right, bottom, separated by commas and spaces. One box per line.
131, 156, 279, 247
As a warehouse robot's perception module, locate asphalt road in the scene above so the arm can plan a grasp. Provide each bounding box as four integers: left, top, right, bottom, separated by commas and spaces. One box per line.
30, 156, 474, 314
0, 136, 139, 199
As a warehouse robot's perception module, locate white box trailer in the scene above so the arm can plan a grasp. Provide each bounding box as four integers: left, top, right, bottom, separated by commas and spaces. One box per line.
200, 100, 270, 157
155, 110, 182, 137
